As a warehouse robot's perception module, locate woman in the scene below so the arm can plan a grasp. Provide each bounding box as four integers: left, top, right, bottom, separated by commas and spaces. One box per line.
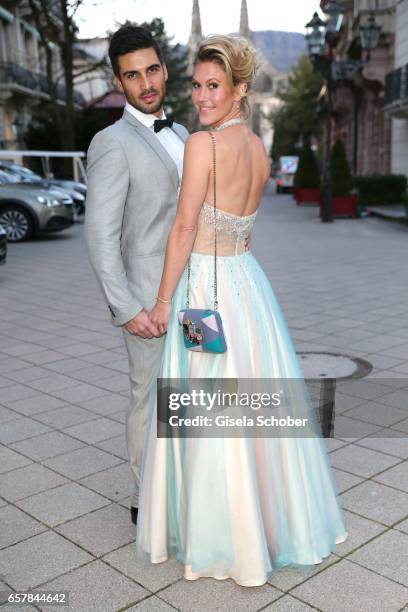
136, 34, 348, 587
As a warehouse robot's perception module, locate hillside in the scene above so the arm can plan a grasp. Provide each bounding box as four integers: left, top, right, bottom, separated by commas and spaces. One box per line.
251, 30, 307, 74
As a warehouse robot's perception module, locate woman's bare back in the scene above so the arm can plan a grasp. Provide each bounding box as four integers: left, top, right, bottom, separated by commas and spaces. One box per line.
202, 125, 270, 217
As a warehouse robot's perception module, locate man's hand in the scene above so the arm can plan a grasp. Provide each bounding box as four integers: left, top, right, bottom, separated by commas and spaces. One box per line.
244, 231, 251, 251
123, 309, 162, 338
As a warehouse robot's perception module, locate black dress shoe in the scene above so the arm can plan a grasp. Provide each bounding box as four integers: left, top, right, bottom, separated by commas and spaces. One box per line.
131, 506, 138, 525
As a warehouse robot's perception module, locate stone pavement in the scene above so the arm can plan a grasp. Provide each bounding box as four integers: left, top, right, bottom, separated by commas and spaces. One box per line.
0, 188, 407, 612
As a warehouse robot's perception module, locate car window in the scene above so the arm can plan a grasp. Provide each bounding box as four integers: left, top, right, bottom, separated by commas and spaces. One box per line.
0, 170, 20, 183
11, 165, 42, 180
0, 164, 42, 180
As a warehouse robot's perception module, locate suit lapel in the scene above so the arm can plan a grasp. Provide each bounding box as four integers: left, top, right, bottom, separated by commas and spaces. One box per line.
171, 123, 189, 143
122, 110, 179, 191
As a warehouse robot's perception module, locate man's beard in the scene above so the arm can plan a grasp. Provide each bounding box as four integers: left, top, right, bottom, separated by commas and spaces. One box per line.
127, 87, 166, 115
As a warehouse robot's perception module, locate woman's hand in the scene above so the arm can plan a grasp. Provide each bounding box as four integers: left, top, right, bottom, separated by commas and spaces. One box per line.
148, 301, 172, 335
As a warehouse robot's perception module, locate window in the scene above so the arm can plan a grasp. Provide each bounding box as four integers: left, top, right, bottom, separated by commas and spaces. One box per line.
0, 20, 13, 63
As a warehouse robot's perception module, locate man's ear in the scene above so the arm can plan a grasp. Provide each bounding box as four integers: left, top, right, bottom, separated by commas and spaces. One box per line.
114, 75, 124, 93
162, 63, 168, 82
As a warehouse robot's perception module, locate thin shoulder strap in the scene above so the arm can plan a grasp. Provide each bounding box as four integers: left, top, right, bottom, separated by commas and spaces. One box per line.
185, 131, 219, 311
208, 131, 218, 310
208, 131, 216, 210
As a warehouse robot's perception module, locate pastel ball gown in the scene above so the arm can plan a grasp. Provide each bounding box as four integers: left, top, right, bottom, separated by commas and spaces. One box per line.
135, 200, 348, 587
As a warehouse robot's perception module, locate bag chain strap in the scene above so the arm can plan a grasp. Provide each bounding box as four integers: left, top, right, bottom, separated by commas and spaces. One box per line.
186, 131, 218, 310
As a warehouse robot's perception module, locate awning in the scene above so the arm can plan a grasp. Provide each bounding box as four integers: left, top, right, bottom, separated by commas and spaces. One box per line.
21, 20, 40, 39
0, 7, 14, 23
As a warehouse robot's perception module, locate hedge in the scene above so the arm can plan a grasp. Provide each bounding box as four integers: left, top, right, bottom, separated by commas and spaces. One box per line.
354, 174, 408, 205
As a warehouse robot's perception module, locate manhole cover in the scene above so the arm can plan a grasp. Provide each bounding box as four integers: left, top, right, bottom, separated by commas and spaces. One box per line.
296, 351, 372, 380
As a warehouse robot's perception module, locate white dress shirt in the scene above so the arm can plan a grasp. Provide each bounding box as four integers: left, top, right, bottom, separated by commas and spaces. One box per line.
125, 102, 184, 181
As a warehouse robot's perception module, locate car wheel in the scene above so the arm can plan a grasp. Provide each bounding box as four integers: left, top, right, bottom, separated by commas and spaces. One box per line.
0, 205, 35, 242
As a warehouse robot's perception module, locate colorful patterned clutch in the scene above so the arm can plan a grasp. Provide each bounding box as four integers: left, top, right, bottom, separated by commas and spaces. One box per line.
178, 309, 227, 353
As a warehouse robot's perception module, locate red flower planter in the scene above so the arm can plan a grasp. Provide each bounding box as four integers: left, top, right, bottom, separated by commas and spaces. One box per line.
319, 194, 358, 218
296, 188, 321, 205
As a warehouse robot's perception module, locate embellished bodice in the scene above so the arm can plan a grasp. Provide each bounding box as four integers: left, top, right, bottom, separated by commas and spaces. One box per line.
192, 201, 257, 256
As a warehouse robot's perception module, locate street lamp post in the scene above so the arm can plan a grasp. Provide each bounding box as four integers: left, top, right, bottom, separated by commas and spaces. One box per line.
322, 1, 345, 216
306, 4, 382, 222
306, 3, 344, 223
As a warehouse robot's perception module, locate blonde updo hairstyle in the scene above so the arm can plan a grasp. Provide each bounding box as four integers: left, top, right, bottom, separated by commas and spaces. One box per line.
194, 35, 259, 119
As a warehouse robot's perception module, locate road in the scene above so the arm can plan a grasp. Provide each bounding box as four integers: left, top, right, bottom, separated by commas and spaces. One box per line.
0, 188, 407, 611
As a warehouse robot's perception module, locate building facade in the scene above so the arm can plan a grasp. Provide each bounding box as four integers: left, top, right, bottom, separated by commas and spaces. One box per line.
321, 0, 396, 175
0, 2, 86, 150
73, 37, 112, 103
385, 0, 408, 177
0, 3, 68, 148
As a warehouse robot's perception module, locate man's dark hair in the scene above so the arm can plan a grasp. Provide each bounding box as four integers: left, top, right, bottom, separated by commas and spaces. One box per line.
108, 25, 164, 77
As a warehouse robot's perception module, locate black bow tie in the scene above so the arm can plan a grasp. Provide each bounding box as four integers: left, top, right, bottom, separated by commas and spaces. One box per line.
153, 118, 174, 133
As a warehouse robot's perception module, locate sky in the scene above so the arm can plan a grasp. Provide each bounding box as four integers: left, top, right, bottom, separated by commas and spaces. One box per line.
76, 0, 322, 42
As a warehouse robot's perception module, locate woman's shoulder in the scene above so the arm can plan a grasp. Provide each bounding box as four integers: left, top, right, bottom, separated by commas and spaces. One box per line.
186, 130, 213, 145
248, 131, 271, 178
184, 131, 214, 160
248, 129, 266, 150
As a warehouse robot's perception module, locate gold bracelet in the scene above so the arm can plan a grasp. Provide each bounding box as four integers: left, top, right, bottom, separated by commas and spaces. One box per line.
156, 295, 171, 304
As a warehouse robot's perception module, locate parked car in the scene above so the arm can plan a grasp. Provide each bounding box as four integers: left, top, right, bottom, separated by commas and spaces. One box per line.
0, 173, 74, 242
0, 224, 7, 263
0, 162, 86, 217
276, 156, 299, 193
0, 167, 76, 201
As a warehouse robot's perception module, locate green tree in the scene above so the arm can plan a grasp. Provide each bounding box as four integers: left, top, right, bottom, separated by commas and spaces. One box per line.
331, 139, 353, 197
270, 110, 298, 161
271, 55, 323, 161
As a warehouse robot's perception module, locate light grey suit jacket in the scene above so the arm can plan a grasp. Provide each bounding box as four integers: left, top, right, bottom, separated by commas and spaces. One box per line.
84, 109, 189, 326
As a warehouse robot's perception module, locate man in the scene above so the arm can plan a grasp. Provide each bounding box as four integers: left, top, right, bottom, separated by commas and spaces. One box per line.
85, 25, 188, 525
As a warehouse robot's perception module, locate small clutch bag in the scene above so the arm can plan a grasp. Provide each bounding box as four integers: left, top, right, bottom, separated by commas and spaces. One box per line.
178, 308, 227, 353
178, 131, 227, 354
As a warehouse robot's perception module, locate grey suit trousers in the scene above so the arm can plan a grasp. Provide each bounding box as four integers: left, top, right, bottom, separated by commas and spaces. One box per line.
122, 328, 165, 507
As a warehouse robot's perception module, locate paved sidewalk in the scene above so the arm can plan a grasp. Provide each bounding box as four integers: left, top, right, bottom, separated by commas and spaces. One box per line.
0, 190, 407, 611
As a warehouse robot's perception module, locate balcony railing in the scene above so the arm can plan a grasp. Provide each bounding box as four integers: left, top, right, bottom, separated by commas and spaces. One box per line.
0, 62, 84, 106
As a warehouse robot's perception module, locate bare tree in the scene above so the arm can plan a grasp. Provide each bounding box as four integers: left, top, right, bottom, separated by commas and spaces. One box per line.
27, 0, 80, 151
7, 0, 104, 153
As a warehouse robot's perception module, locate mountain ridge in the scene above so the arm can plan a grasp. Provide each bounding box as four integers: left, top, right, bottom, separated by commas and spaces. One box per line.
250, 30, 307, 74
